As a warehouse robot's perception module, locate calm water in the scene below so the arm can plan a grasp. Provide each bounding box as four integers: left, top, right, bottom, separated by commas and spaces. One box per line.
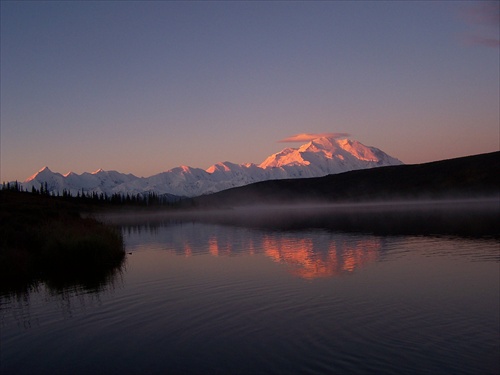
1, 202, 499, 374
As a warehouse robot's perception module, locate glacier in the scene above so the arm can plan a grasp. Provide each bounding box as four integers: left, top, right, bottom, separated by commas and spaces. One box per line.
17, 136, 403, 198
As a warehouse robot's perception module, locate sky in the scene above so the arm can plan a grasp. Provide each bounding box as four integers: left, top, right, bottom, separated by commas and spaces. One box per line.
1, 1, 499, 182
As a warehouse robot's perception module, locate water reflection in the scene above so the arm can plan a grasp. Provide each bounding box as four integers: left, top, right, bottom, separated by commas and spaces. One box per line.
114, 199, 499, 280
1, 258, 125, 296
0, 261, 125, 331
1, 278, 123, 331
122, 220, 385, 279
262, 235, 381, 279
2, 207, 499, 375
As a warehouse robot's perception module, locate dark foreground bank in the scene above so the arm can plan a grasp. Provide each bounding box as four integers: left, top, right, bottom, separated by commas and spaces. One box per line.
0, 190, 125, 292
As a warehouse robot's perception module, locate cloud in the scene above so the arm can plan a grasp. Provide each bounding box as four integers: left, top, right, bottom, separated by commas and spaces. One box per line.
463, 35, 500, 48
278, 132, 350, 143
459, 1, 500, 48
460, 1, 500, 27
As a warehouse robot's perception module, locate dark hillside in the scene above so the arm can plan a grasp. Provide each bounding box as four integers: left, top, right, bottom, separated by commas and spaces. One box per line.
191, 151, 499, 207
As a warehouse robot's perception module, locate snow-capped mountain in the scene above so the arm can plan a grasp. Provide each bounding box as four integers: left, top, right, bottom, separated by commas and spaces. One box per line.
260, 138, 401, 177
22, 167, 141, 195
18, 136, 402, 197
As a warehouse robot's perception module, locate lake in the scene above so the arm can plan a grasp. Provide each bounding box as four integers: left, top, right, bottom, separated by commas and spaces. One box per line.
1, 201, 499, 374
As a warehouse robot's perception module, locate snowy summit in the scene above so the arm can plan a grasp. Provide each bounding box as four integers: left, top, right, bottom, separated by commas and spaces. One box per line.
19, 136, 402, 197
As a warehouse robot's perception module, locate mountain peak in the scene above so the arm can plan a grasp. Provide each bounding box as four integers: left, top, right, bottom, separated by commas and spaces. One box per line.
25, 166, 53, 182
18, 136, 403, 197
299, 136, 339, 153
259, 136, 402, 169
206, 162, 231, 174
261, 136, 342, 168
206, 161, 244, 174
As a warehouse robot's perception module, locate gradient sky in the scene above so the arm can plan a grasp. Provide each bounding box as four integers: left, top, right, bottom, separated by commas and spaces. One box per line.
1, 1, 499, 182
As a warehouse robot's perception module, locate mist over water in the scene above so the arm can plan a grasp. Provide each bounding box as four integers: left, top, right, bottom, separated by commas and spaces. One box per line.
1, 199, 499, 374
105, 198, 500, 237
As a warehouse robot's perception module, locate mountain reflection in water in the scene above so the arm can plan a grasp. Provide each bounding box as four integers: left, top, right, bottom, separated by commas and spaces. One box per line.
122, 221, 384, 279
112, 199, 498, 280
262, 235, 380, 279
2, 201, 498, 375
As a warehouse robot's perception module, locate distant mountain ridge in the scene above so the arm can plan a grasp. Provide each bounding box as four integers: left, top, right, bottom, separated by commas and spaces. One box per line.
17, 136, 402, 197
191, 151, 500, 207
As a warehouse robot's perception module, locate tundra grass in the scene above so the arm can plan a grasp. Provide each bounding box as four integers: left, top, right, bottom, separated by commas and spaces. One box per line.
0, 190, 125, 292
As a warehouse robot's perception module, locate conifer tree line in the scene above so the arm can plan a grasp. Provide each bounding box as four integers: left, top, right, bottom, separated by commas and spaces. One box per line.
1, 181, 24, 192
1, 181, 177, 206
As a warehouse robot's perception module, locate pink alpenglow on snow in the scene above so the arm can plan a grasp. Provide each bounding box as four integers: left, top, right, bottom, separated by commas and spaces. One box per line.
20, 136, 402, 197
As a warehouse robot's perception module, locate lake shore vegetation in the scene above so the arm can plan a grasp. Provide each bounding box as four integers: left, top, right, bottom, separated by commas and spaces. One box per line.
0, 189, 125, 291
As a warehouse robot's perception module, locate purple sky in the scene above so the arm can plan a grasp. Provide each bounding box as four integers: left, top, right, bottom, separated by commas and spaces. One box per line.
1, 1, 499, 182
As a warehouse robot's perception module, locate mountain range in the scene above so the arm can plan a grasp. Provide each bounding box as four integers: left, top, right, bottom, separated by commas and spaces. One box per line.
190, 151, 499, 207
17, 136, 402, 197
